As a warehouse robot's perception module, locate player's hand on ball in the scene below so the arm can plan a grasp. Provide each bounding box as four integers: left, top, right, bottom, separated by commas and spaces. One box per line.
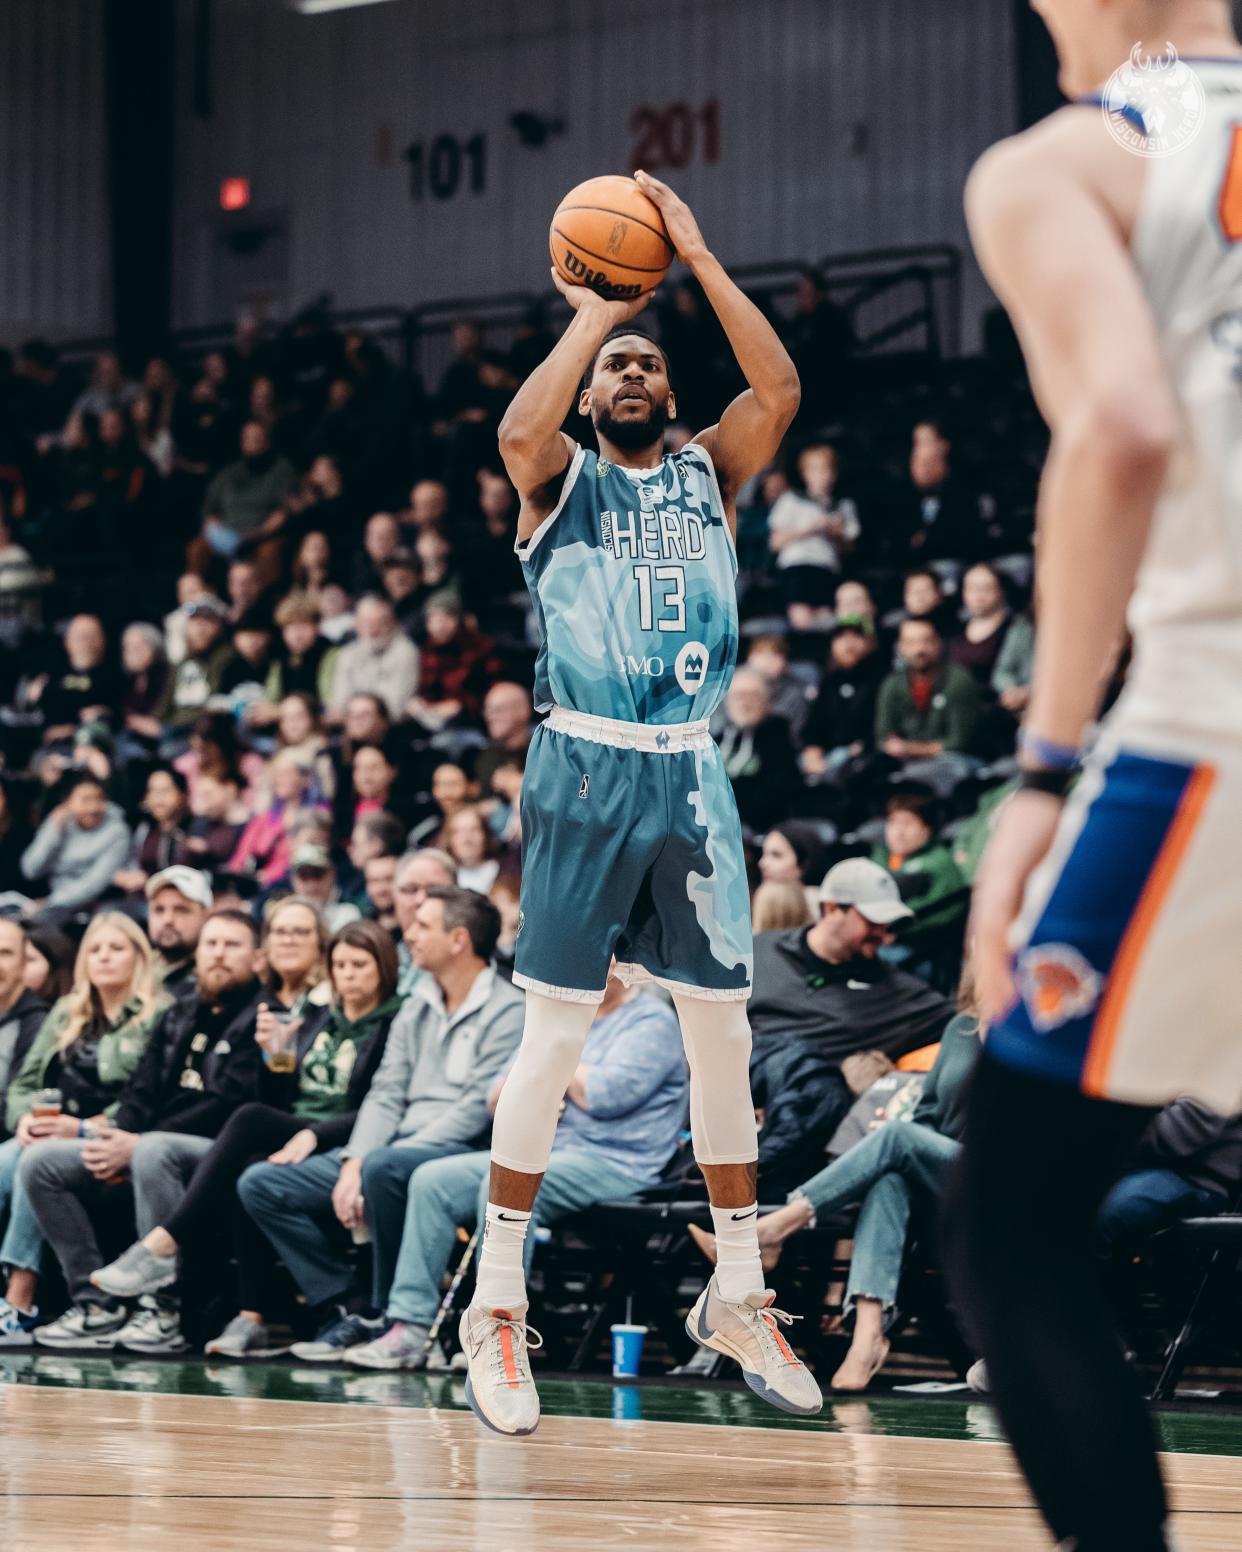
969, 789, 1064, 1023
549, 268, 653, 324
633, 170, 709, 265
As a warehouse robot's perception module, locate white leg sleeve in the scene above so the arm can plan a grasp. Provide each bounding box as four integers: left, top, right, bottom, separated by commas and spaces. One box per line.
672, 992, 759, 1167
488, 990, 600, 1175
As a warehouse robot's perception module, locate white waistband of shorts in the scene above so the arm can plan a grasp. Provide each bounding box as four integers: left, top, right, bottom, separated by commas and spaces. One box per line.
545, 705, 712, 752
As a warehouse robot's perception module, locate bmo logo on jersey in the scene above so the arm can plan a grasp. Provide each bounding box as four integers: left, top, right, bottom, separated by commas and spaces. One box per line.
674, 641, 709, 694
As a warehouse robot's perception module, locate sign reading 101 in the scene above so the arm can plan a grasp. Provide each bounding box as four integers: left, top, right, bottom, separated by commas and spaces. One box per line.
404, 134, 487, 201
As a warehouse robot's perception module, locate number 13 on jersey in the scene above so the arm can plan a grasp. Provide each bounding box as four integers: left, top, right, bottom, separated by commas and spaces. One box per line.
633, 564, 686, 631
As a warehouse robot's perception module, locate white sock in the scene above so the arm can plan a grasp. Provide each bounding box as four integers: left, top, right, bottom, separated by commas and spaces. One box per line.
472, 1203, 531, 1313
710, 1202, 764, 1302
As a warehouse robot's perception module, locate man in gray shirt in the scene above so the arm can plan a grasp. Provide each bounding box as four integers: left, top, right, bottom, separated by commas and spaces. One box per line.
238, 886, 523, 1343
21, 773, 131, 920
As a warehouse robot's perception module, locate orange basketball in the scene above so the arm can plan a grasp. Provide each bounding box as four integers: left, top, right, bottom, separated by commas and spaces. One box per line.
549, 175, 674, 301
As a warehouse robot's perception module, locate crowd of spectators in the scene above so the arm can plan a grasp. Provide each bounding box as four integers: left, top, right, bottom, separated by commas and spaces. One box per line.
0, 292, 1231, 1388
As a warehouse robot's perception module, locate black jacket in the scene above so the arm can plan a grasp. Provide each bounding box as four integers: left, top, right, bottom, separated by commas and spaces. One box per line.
1136, 1100, 1242, 1199
715, 716, 802, 833
746, 930, 952, 1187
113, 981, 263, 1137
749, 928, 953, 1057
259, 999, 398, 1149
804, 655, 886, 753
0, 990, 50, 1135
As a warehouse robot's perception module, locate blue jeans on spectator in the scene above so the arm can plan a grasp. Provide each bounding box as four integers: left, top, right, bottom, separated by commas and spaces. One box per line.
0, 1135, 47, 1275
358, 1143, 478, 1311
386, 1148, 639, 1328
237, 1149, 353, 1309
237, 1141, 462, 1311
795, 1122, 961, 1318
1097, 1168, 1226, 1250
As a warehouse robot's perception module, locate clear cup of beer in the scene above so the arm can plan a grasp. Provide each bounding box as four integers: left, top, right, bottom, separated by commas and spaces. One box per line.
32, 1088, 63, 1120
267, 1012, 300, 1075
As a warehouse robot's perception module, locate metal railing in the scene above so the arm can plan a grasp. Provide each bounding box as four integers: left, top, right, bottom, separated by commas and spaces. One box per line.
52, 243, 962, 387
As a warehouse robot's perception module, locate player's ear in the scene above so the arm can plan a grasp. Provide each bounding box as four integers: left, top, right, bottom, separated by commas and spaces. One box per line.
666, 388, 677, 421
577, 386, 593, 419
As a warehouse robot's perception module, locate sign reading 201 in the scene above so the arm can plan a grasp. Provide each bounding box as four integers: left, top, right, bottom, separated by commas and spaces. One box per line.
629, 101, 721, 172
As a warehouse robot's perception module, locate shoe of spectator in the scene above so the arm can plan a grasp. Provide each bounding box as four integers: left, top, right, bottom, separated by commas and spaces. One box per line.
289, 1311, 385, 1363
116, 1297, 190, 1355
91, 1242, 178, 1300
0, 1298, 39, 1347
345, 1321, 431, 1371
204, 1313, 276, 1358
965, 1358, 990, 1394
34, 1302, 127, 1350
685, 1276, 823, 1417
459, 1302, 543, 1437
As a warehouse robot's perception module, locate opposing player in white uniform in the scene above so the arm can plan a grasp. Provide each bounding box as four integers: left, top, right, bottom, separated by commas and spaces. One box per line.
944, 5, 1242, 1550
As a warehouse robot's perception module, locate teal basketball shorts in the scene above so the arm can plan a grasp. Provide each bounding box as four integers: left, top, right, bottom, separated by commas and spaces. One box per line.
512, 707, 754, 1002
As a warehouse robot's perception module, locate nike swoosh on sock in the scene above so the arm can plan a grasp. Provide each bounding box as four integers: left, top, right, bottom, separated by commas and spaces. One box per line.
730, 1208, 758, 1221
497, 1213, 528, 1222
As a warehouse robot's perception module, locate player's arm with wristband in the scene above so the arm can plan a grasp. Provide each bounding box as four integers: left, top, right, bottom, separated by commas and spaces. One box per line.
633, 170, 800, 511
499, 278, 655, 530
962, 120, 1178, 1020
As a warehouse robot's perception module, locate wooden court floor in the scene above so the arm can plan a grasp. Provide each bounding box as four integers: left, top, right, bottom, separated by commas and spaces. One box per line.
2, 1377, 1242, 1551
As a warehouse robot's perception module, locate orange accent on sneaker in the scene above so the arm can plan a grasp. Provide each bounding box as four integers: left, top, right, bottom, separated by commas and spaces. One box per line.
496, 1316, 520, 1388
761, 1310, 800, 1366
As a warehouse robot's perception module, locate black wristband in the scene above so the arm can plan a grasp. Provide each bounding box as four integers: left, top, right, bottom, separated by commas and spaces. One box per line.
1018, 766, 1073, 799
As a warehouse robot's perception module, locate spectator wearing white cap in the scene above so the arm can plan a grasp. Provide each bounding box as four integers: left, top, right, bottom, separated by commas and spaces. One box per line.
744, 858, 954, 1189
144, 867, 214, 996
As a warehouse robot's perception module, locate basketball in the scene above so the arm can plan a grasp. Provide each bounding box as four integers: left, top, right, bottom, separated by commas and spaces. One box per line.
549, 174, 674, 300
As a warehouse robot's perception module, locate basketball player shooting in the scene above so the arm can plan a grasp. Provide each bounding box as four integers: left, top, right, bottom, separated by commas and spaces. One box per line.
942, 4, 1242, 1550
458, 170, 822, 1435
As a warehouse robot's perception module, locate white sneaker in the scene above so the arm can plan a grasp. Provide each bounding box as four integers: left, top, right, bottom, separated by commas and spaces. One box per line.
685, 1275, 823, 1416
459, 1302, 543, 1437
965, 1358, 990, 1394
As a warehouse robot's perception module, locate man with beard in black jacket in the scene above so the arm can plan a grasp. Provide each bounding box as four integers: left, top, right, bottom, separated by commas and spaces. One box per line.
23, 909, 263, 1351
748, 858, 952, 1192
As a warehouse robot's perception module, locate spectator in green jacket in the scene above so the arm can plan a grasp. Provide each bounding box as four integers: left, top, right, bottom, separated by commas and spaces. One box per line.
871, 790, 968, 982
188, 421, 298, 588
875, 617, 981, 796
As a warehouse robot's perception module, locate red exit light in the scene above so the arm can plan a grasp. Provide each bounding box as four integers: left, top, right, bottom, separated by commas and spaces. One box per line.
219, 177, 251, 211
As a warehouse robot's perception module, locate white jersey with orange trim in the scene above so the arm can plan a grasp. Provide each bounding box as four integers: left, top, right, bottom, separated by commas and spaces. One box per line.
1108, 59, 1242, 761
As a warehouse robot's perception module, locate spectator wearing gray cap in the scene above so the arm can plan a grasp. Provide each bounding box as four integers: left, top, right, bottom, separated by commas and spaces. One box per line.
744, 858, 954, 1190
144, 866, 213, 996
290, 844, 361, 934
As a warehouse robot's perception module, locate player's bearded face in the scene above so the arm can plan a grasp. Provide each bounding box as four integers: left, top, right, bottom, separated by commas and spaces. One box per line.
592, 385, 671, 450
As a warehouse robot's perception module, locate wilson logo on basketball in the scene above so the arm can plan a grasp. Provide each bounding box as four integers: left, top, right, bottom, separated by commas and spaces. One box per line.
1017, 944, 1102, 1032
559, 248, 643, 299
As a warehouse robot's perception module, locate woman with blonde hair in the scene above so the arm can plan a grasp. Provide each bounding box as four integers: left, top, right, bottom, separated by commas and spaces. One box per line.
751, 879, 813, 933
261, 896, 331, 1015
689, 961, 984, 1393
0, 913, 166, 1343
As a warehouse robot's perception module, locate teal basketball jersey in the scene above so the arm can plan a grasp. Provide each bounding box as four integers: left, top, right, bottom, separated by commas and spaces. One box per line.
516, 441, 738, 725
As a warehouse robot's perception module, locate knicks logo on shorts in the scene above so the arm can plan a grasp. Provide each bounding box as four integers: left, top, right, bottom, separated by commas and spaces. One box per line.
1017, 944, 1102, 1032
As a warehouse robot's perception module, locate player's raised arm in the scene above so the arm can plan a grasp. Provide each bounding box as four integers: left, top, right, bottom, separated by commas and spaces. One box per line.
634, 171, 800, 509
966, 128, 1176, 752
498, 278, 654, 518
